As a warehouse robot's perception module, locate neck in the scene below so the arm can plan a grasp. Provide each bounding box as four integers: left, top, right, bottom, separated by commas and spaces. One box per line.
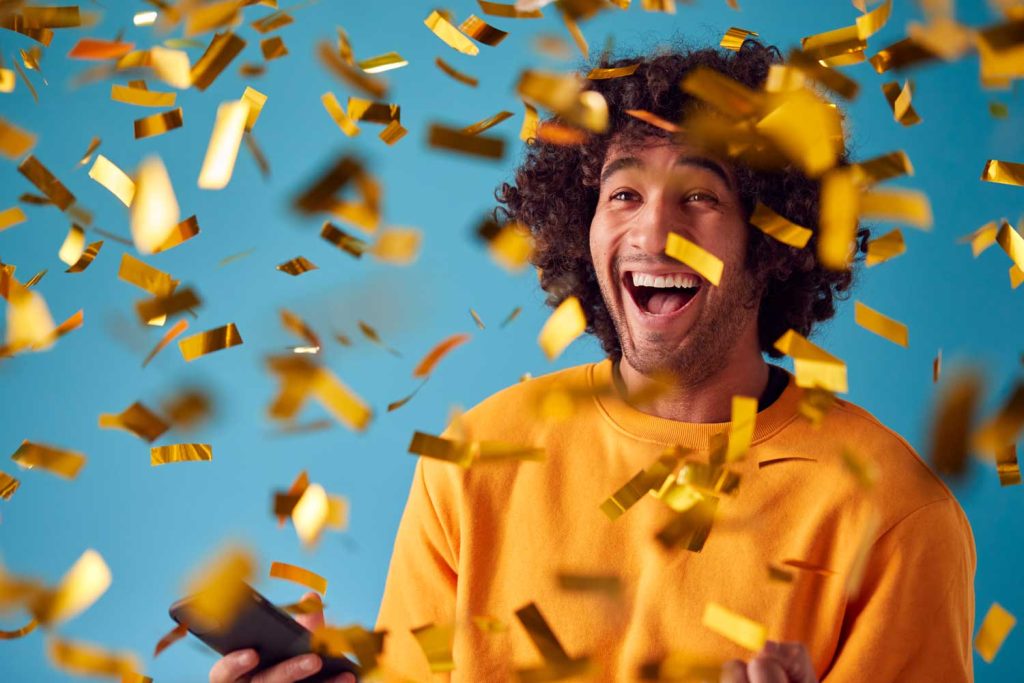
615, 347, 770, 424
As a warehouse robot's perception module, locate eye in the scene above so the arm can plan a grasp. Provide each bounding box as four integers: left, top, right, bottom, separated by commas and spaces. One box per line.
684, 190, 718, 204
610, 189, 639, 202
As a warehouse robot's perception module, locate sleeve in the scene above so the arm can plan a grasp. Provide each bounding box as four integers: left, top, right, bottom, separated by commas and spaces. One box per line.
375, 458, 459, 682
823, 498, 976, 682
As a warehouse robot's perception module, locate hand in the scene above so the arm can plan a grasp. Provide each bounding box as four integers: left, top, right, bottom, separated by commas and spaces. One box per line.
209, 592, 357, 683
720, 641, 817, 683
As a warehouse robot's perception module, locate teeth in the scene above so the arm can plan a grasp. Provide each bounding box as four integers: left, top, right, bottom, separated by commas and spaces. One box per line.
630, 272, 701, 288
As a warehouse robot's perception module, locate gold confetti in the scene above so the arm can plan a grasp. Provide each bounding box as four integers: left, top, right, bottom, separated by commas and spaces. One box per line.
387, 379, 428, 413
76, 136, 101, 167
321, 221, 367, 257
818, 167, 858, 270
460, 14, 508, 46
478, 1, 543, 18
536, 121, 588, 145
996, 443, 1021, 487
130, 156, 180, 254
502, 306, 522, 328
463, 110, 514, 136
68, 38, 134, 60
136, 287, 200, 324
624, 109, 681, 133
133, 108, 184, 139
469, 308, 486, 329
134, 11, 158, 27
182, 545, 254, 632
152, 215, 200, 253
280, 594, 325, 615
291, 483, 346, 547
13, 59, 37, 103
928, 369, 982, 475
868, 37, 936, 74
702, 602, 766, 652
317, 41, 388, 100
148, 47, 192, 89
268, 356, 373, 430
424, 10, 479, 56
975, 602, 1016, 663
198, 100, 248, 190
118, 253, 177, 297
854, 301, 908, 347
429, 123, 505, 159
514, 602, 589, 675
0, 117, 37, 159
520, 101, 539, 141
720, 27, 758, 52
990, 102, 1010, 118
435, 57, 478, 87
881, 80, 921, 126
860, 188, 932, 228
408, 431, 543, 468
0, 206, 27, 232
0, 68, 14, 93
4, 280, 56, 352
65, 240, 103, 273
414, 334, 471, 378
358, 52, 408, 74
261, 35, 288, 61
665, 233, 723, 286
0, 470, 19, 500
749, 202, 812, 248
242, 86, 267, 131
538, 296, 586, 361
151, 443, 212, 466
726, 395, 758, 462
58, 224, 86, 266
88, 154, 135, 206
179, 323, 242, 361
477, 218, 534, 270
368, 227, 418, 263
251, 10, 293, 34
311, 625, 384, 673
153, 623, 187, 658
773, 329, 847, 393
143, 319, 188, 367
269, 562, 328, 595
32, 549, 111, 626
981, 159, 1024, 187
557, 572, 623, 595
191, 31, 246, 91
277, 256, 317, 276
294, 155, 380, 232
933, 349, 942, 384
281, 309, 321, 350
11, 440, 85, 480
865, 228, 905, 266
587, 63, 639, 80
974, 381, 1024, 455
18, 156, 75, 210
321, 92, 360, 137
411, 623, 456, 673
0, 618, 37, 639
47, 636, 140, 678
378, 119, 407, 145
785, 50, 860, 100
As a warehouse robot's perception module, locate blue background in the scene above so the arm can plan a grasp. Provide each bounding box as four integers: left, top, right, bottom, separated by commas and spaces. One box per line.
1, 0, 1022, 680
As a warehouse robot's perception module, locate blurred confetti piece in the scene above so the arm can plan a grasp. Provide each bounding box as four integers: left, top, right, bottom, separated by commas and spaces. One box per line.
66, 239, 102, 274
0, 470, 19, 500
702, 602, 766, 652
411, 623, 456, 673
0, 68, 14, 93
881, 80, 921, 126
665, 233, 723, 285
358, 320, 400, 356
179, 323, 242, 361
191, 31, 245, 91
408, 431, 543, 468
371, 227, 421, 264
281, 309, 321, 350
414, 333, 471, 378
0, 618, 37, 639
133, 108, 184, 139
749, 202, 812, 248
502, 306, 522, 328
996, 220, 1024, 271
463, 110, 514, 136
865, 228, 905, 266
477, 218, 534, 271
387, 379, 428, 412
68, 38, 134, 60
600, 452, 680, 520
975, 603, 1016, 663
514, 602, 573, 663
358, 52, 408, 74
11, 440, 84, 479
270, 562, 327, 594
119, 253, 177, 296
429, 123, 505, 159
0, 206, 27, 231
557, 573, 623, 595
261, 36, 288, 60
99, 402, 170, 442
819, 167, 858, 270
460, 15, 508, 46
624, 109, 680, 133
151, 443, 212, 466
241, 87, 267, 131
275, 470, 308, 526
974, 382, 1024, 455
18, 156, 75, 210
47, 636, 140, 678
198, 100, 248, 189
538, 296, 586, 361
860, 188, 932, 229
4, 282, 56, 351
928, 369, 982, 476
854, 301, 908, 347
148, 46, 192, 89
981, 159, 1024, 187
76, 136, 101, 167
131, 156, 180, 255
425, 10, 479, 55
317, 41, 388, 100
89, 155, 135, 206
435, 57, 477, 86
850, 150, 913, 186
726, 396, 757, 462
153, 623, 187, 658
470, 308, 485, 329
321, 221, 367, 257
143, 319, 188, 367
520, 101, 538, 141
32, 549, 110, 626
182, 546, 254, 632
587, 63, 639, 80
111, 83, 176, 107
153, 215, 200, 253
136, 287, 200, 325
774, 329, 847, 393
292, 483, 331, 546
58, 224, 86, 266
280, 594, 324, 615
479, 1, 542, 18
322, 92, 360, 136
996, 443, 1021, 487
720, 27, 758, 51
277, 256, 317, 276
0, 117, 36, 159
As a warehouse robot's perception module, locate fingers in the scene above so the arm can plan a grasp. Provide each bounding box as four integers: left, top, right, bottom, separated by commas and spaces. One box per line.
747, 656, 787, 683
327, 674, 357, 683
720, 659, 750, 683
209, 649, 258, 683
761, 641, 817, 683
250, 654, 322, 683
294, 592, 325, 633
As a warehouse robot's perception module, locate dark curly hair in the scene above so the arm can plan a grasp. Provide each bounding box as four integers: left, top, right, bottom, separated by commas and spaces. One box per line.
495, 40, 868, 359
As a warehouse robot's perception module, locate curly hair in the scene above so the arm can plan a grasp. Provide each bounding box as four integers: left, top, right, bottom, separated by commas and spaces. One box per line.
495, 41, 868, 359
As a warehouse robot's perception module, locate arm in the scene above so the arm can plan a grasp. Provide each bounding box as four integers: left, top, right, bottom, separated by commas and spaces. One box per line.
376, 458, 459, 681
823, 498, 976, 682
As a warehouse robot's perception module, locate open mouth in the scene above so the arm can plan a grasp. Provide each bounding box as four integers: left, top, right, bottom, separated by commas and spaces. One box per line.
623, 271, 703, 316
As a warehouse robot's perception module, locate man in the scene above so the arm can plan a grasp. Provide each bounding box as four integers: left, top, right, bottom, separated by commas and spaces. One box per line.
211, 42, 974, 683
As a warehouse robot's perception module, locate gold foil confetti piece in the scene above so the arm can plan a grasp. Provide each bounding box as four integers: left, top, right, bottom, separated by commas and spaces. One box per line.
179, 323, 242, 361
854, 301, 908, 347
460, 14, 508, 46
755, 89, 843, 177
162, 389, 211, 431
0, 470, 19, 500
46, 637, 140, 678
975, 602, 1016, 663
269, 562, 328, 594
907, 17, 973, 61
801, 25, 865, 62
244, 132, 271, 177
0, 68, 14, 93
726, 395, 757, 462
768, 564, 796, 582
521, 101, 539, 141
198, 100, 248, 190
479, 0, 542, 18
280, 593, 325, 615
133, 108, 184, 139
191, 31, 246, 91
251, 10, 293, 34
933, 349, 942, 383
277, 256, 317, 276
865, 228, 905, 266
996, 443, 1021, 486
881, 80, 921, 126
860, 188, 932, 229
310, 365, 373, 431
1011, 264, 1024, 289
774, 329, 848, 393
977, 18, 1024, 85
321, 221, 368, 257
428, 123, 505, 159
477, 218, 535, 270
371, 227, 421, 263
502, 305, 522, 327
219, 249, 256, 268
855, 0, 892, 38
641, 0, 677, 11
785, 50, 860, 100
76, 136, 101, 167
119, 253, 177, 296
149, 47, 192, 89
927, 369, 982, 475
624, 109, 680, 133
387, 379, 428, 412
11, 440, 84, 479
317, 41, 388, 99
281, 309, 322, 350
292, 483, 330, 546
131, 156, 180, 254
65, 240, 103, 274
435, 57, 478, 86
358, 320, 399, 355
12, 58, 37, 104
974, 381, 1024, 455
818, 167, 858, 270
4, 282, 56, 352
665, 233, 724, 285
702, 602, 766, 652
990, 101, 1010, 118
182, 546, 254, 632
749, 202, 812, 248
153, 623, 187, 657
134, 11, 158, 27
378, 120, 407, 145
408, 432, 543, 468
347, 97, 400, 125
413, 333, 471, 378
18, 155, 74, 210
782, 558, 836, 576
152, 215, 200, 253
0, 618, 37, 639
151, 443, 212, 466
473, 615, 508, 632
536, 121, 588, 145
470, 308, 486, 329
242, 86, 267, 131
720, 27, 758, 52
143, 319, 189, 367
184, 0, 242, 37
425, 10, 479, 55
680, 66, 762, 120
311, 626, 384, 674
515, 602, 573, 664
0, 117, 36, 159
261, 36, 288, 60
294, 155, 380, 231
586, 63, 639, 81
557, 572, 622, 595
322, 92, 360, 136
868, 37, 936, 74
538, 296, 586, 360
358, 52, 408, 74
68, 38, 134, 60
88, 154, 135, 206
31, 549, 110, 626
981, 159, 1024, 187
463, 110, 514, 136
58, 224, 86, 266
25, 269, 46, 288
136, 288, 201, 324
411, 623, 456, 673
275, 471, 308, 525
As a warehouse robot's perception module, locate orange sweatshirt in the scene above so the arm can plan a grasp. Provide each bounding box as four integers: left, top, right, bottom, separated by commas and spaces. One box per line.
376, 360, 975, 681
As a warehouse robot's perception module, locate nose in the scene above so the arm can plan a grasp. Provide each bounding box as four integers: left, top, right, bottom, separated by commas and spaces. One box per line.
626, 191, 682, 256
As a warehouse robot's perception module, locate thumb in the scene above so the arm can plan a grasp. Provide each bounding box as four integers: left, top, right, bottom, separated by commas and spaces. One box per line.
295, 591, 325, 632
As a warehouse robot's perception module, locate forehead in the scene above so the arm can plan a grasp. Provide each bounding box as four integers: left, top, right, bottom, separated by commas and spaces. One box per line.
600, 135, 736, 187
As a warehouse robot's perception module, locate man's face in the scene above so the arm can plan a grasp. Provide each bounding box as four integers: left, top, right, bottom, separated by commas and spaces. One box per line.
589, 137, 761, 383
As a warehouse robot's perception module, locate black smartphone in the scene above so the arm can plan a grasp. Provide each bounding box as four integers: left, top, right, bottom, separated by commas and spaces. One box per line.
169, 583, 360, 682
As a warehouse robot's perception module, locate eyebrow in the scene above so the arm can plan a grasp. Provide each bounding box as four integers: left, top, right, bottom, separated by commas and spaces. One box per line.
599, 154, 734, 189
